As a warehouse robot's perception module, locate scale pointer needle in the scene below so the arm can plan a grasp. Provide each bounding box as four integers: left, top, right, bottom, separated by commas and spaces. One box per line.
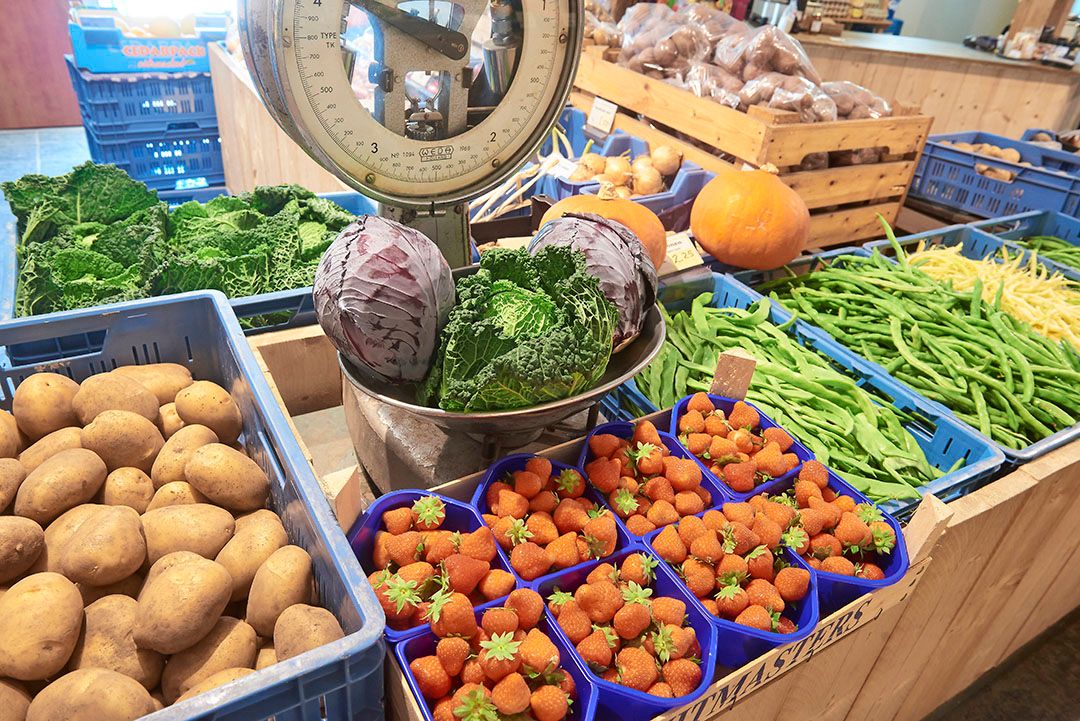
347, 0, 470, 60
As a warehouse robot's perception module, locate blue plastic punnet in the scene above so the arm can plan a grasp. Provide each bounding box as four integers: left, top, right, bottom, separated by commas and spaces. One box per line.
971, 210, 1080, 281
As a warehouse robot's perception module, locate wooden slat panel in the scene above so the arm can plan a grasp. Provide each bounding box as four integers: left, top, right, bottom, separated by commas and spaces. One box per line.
0, 0, 82, 128
806, 202, 900, 249
783, 161, 914, 208
765, 115, 932, 166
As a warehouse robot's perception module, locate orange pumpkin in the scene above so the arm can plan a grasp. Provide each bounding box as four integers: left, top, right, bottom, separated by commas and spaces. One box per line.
689, 169, 809, 270
541, 186, 667, 268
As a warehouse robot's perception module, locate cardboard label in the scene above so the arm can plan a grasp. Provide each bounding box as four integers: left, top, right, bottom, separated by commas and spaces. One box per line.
587, 97, 618, 133
665, 232, 704, 271
709, 350, 757, 400
549, 157, 580, 180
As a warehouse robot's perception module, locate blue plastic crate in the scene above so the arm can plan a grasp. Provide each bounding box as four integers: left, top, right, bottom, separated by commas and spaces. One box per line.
605, 271, 1005, 517
0, 291, 385, 721
65, 55, 217, 135
971, 210, 1080, 282
910, 131, 1080, 218
68, 8, 228, 74
83, 124, 224, 192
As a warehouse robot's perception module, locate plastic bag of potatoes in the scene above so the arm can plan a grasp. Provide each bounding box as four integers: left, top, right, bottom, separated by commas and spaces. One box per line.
673, 4, 750, 53
585, 10, 622, 50
713, 24, 822, 85
740, 72, 837, 123
617, 4, 711, 79
821, 80, 892, 120
677, 61, 745, 110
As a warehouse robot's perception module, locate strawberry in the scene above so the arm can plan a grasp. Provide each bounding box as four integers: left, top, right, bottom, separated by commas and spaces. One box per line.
511, 541, 550, 581
728, 428, 753, 454
491, 516, 517, 551
373, 532, 393, 569
526, 513, 559, 546
625, 515, 656, 536
728, 401, 760, 430
648, 683, 675, 697
670, 515, 704, 549
689, 531, 724, 564
751, 514, 783, 550
674, 491, 705, 516
586, 563, 618, 585
577, 628, 614, 668
479, 631, 522, 682
432, 697, 455, 721
583, 512, 618, 558
683, 432, 711, 456
798, 459, 829, 489
716, 554, 749, 586
547, 589, 573, 615
557, 669, 576, 697
525, 457, 553, 484
646, 499, 679, 527
798, 507, 827, 538
555, 600, 592, 644
682, 558, 716, 598
621, 552, 659, 587
486, 481, 512, 513
616, 647, 659, 691
482, 607, 520, 637
651, 525, 687, 564
412, 496, 446, 532
835, 512, 873, 549
775, 566, 810, 602
530, 491, 560, 515
714, 583, 749, 619
735, 604, 772, 631
553, 468, 586, 499
856, 562, 886, 581
630, 442, 665, 477
746, 579, 784, 613
776, 616, 798, 634
748, 494, 768, 513
511, 470, 544, 500
375, 573, 420, 622
651, 596, 686, 626
821, 555, 856, 576
703, 411, 729, 436
410, 655, 452, 699
662, 457, 702, 493
452, 684, 492, 715
762, 427, 794, 453
501, 588, 542, 631
642, 477, 676, 504
427, 590, 478, 638
722, 461, 757, 493
678, 409, 706, 435
383, 507, 415, 535
613, 601, 651, 639
398, 561, 437, 588
805, 557, 822, 570
687, 392, 715, 414
578, 579, 623, 623
423, 531, 456, 565
833, 494, 856, 513
753, 442, 788, 479
553, 499, 590, 534
697, 511, 723, 534
805, 495, 839, 528
520, 628, 561, 674
459, 527, 498, 563
589, 433, 623, 460
436, 636, 471, 677
576, 537, 592, 563
721, 522, 760, 556
460, 659, 486, 685
498, 489, 529, 520
809, 533, 842, 559
663, 658, 702, 697
718, 502, 751, 527
746, 546, 774, 581
700, 599, 720, 616
610, 488, 640, 519
795, 481, 824, 508
530, 684, 569, 721
763, 499, 797, 530
783, 525, 811, 556
546, 532, 581, 571
585, 457, 622, 494
491, 672, 530, 715
478, 569, 516, 601
600, 668, 619, 683
633, 420, 663, 448
869, 521, 897, 554
387, 531, 424, 567
444, 554, 490, 595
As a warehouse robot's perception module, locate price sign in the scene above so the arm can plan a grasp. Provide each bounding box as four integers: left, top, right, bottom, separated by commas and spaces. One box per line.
549, 157, 579, 179
664, 232, 704, 271
587, 97, 618, 133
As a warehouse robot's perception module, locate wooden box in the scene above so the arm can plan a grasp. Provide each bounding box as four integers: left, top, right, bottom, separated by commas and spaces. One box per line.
572, 48, 934, 249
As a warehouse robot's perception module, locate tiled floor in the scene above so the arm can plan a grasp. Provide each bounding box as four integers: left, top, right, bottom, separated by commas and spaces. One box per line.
0, 126, 91, 233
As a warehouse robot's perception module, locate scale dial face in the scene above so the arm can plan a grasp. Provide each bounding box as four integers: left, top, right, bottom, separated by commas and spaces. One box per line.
255, 0, 581, 207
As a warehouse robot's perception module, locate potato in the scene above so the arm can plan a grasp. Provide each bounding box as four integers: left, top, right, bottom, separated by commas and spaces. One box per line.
0, 572, 83, 680
175, 381, 243, 445
216, 509, 288, 601
100, 467, 155, 514
60, 505, 146, 586
14, 448, 107, 526
25, 668, 156, 721
0, 678, 31, 721
134, 557, 232, 654
145, 481, 207, 511
274, 604, 345, 662
12, 373, 80, 442
161, 616, 257, 703
151, 424, 218, 489
71, 373, 158, 426
68, 595, 164, 690
140, 550, 204, 596
80, 411, 164, 473
0, 411, 20, 460
0, 517, 44, 583
185, 443, 269, 512
112, 363, 193, 405
78, 573, 144, 607
175, 667, 254, 703
255, 644, 277, 670
150, 692, 165, 712
33, 505, 99, 574
18, 427, 82, 473
158, 402, 185, 438
246, 545, 314, 637
0, 458, 27, 513
140, 503, 235, 565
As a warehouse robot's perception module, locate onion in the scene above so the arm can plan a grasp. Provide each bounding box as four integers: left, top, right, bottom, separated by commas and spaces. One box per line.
592, 172, 628, 187
604, 156, 633, 185
580, 153, 606, 175
631, 156, 654, 174
569, 165, 594, 182
632, 165, 664, 195
612, 186, 632, 199
650, 145, 682, 176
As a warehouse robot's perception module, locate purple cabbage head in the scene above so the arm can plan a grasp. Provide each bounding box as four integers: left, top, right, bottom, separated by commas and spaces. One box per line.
313, 215, 455, 384
528, 213, 658, 345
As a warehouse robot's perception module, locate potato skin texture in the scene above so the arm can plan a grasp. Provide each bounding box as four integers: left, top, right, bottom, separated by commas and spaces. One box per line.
185, 443, 269, 513
216, 509, 288, 601
33, 504, 99, 575
161, 616, 257, 703
12, 373, 80, 442
0, 517, 45, 584
145, 481, 208, 511
133, 557, 232, 655
0, 678, 31, 721
78, 573, 144, 607
274, 604, 345, 662
26, 668, 156, 721
80, 410, 164, 473
176, 667, 255, 703
140, 503, 235, 566
68, 594, 164, 690
158, 403, 186, 438
140, 551, 204, 597
0, 458, 26, 514
255, 644, 277, 670
151, 424, 218, 489
60, 505, 146, 586
99, 467, 155, 514
72, 373, 159, 426
0, 572, 83, 680
0, 411, 20, 460
14, 448, 108, 526
174, 381, 243, 446
112, 364, 193, 405
246, 545, 314, 637
18, 427, 82, 473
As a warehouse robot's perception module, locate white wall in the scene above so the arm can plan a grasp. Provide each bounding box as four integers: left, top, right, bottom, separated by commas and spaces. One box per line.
893, 0, 1018, 41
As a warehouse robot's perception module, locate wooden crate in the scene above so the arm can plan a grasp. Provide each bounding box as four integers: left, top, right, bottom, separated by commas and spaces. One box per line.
572, 47, 933, 249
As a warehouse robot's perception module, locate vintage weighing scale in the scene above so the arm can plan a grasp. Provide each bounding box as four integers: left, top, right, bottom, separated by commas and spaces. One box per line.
238, 0, 664, 488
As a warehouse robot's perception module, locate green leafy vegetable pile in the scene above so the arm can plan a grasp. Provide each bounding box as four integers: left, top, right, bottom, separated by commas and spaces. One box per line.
1, 163, 355, 317
418, 245, 618, 412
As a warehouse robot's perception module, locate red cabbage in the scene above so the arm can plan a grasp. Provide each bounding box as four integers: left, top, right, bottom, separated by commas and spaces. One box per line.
313, 215, 454, 384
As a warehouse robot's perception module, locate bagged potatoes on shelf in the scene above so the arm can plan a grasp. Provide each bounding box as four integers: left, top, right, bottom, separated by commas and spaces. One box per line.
821, 80, 893, 119
617, 4, 710, 79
